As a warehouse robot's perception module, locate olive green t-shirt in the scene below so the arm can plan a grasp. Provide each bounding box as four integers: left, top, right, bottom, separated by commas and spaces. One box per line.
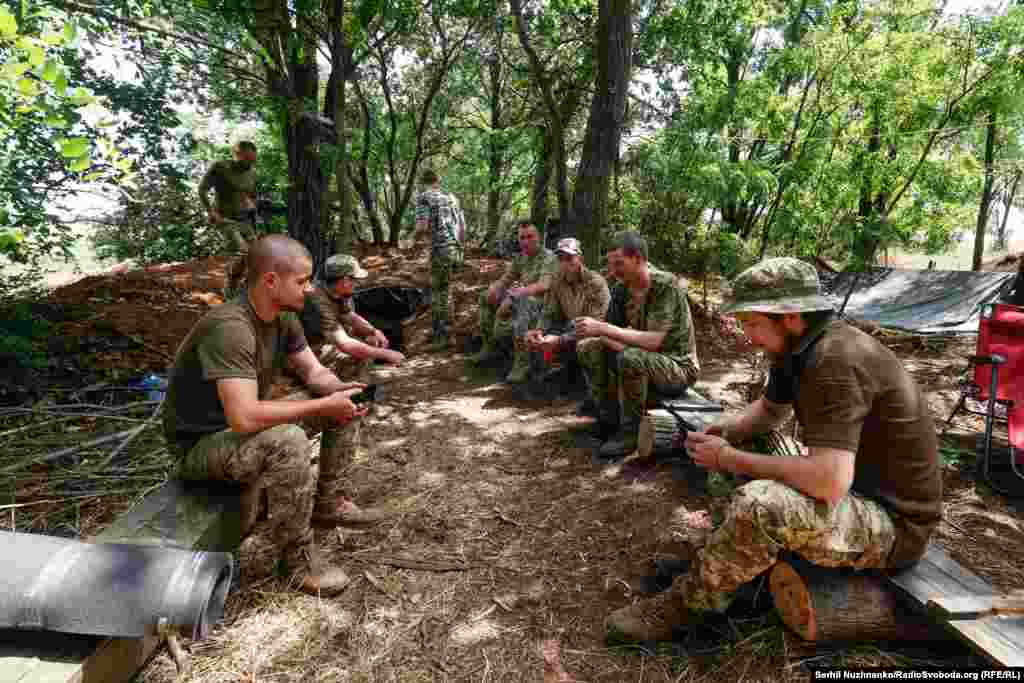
623, 268, 700, 383
770, 321, 942, 568
305, 285, 355, 349
198, 160, 256, 220
162, 295, 308, 453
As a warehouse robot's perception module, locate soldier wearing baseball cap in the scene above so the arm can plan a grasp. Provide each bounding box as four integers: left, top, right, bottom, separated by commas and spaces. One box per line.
304, 253, 405, 373
607, 257, 942, 643
522, 237, 611, 399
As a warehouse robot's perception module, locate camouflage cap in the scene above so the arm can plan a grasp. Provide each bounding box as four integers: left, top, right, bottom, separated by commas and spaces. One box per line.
555, 237, 582, 256
722, 257, 834, 315
324, 254, 368, 280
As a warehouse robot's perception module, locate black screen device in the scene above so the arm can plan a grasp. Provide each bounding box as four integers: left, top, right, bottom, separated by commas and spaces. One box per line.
350, 384, 378, 404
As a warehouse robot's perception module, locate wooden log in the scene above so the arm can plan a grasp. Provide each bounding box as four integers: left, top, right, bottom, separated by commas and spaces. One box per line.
638, 411, 684, 460
770, 560, 942, 643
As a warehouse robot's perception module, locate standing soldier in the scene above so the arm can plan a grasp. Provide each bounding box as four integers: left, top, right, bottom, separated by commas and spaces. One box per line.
524, 237, 610, 398
415, 169, 466, 352
470, 218, 558, 386
576, 231, 701, 460
199, 140, 260, 300
607, 257, 942, 642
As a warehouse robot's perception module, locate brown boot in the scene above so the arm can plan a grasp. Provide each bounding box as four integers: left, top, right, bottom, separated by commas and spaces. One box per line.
311, 497, 390, 527
606, 591, 696, 642
288, 543, 352, 597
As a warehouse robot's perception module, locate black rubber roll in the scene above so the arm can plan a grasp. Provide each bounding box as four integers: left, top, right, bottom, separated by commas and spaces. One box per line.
0, 531, 233, 640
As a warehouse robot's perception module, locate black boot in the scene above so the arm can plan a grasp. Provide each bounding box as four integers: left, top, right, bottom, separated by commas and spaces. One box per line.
598, 417, 641, 461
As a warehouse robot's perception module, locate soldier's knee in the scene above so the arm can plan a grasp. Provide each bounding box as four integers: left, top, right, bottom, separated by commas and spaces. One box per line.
264, 425, 311, 462
620, 347, 647, 369
733, 479, 813, 529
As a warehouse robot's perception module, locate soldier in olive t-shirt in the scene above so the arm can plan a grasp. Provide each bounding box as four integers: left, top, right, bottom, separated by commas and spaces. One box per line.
163, 235, 382, 597
199, 140, 259, 299
607, 257, 942, 644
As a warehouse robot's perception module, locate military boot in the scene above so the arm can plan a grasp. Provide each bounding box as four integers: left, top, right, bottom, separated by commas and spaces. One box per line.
589, 399, 620, 440
285, 542, 352, 597
598, 417, 641, 461
606, 590, 698, 643
505, 351, 531, 384
470, 342, 505, 367
430, 318, 449, 353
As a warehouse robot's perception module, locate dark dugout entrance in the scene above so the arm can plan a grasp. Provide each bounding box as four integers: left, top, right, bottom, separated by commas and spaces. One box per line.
352, 286, 428, 352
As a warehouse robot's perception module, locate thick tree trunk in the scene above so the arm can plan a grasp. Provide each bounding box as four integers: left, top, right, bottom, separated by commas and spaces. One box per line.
531, 126, 552, 227
568, 0, 633, 268
286, 111, 330, 273
973, 108, 998, 271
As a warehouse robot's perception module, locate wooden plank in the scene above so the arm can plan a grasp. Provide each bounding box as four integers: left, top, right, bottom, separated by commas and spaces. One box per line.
928, 592, 1024, 620
886, 545, 1024, 667
0, 480, 243, 683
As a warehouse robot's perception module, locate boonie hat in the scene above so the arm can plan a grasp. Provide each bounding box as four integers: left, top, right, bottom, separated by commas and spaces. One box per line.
324, 254, 368, 280
555, 237, 582, 256
722, 257, 834, 315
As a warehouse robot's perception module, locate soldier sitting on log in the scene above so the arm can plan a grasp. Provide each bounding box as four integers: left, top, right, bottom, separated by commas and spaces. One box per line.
522, 237, 610, 400
469, 218, 558, 386
575, 231, 701, 461
163, 235, 386, 598
304, 253, 406, 375
606, 257, 942, 642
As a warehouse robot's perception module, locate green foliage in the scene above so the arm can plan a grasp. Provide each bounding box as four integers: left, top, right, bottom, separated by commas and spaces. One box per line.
0, 300, 52, 369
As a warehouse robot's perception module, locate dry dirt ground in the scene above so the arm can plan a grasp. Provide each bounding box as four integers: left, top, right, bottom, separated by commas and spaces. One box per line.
11, 243, 1024, 682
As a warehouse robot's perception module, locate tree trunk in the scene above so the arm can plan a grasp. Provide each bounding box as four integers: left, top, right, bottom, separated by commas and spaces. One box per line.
567, 0, 633, 268
351, 79, 387, 244
997, 170, 1022, 252
531, 126, 552, 227
487, 51, 504, 245
286, 111, 330, 273
973, 108, 998, 271
770, 560, 942, 643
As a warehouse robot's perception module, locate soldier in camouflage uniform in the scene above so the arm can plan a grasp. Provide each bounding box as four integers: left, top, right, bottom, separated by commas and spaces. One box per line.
524, 237, 610, 397
576, 232, 700, 460
415, 169, 466, 352
469, 219, 558, 384
607, 257, 943, 642
199, 140, 260, 300
306, 254, 405, 374
164, 235, 387, 597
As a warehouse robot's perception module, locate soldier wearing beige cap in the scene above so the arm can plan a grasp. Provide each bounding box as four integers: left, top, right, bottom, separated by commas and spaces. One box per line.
523, 237, 610, 398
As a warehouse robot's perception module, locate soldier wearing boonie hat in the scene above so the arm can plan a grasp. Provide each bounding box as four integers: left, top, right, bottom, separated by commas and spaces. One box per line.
606, 256, 941, 644
304, 253, 405, 378
521, 237, 611, 399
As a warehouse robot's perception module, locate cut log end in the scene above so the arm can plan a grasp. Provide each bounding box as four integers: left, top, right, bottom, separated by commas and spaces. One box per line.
770, 560, 817, 641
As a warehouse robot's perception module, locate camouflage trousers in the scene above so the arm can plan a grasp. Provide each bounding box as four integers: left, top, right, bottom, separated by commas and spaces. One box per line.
219, 217, 256, 301
431, 248, 457, 328
576, 340, 699, 422
478, 294, 544, 347
174, 391, 361, 575
673, 479, 897, 613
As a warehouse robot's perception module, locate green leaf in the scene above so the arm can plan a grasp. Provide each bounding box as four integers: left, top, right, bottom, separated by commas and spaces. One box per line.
0, 7, 17, 39
69, 156, 92, 172
59, 137, 90, 158
0, 61, 32, 79
63, 21, 77, 44
26, 44, 45, 67
45, 113, 68, 128
17, 78, 39, 97
82, 171, 105, 182
68, 87, 94, 106
40, 30, 64, 46
55, 71, 68, 95
41, 58, 58, 83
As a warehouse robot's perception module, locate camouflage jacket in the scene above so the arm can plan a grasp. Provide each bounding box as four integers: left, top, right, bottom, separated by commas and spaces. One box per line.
416, 188, 464, 254
623, 268, 700, 373
540, 266, 611, 332
495, 248, 558, 301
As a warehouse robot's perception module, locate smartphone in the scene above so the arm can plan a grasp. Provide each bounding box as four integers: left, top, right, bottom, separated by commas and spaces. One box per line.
350, 384, 378, 404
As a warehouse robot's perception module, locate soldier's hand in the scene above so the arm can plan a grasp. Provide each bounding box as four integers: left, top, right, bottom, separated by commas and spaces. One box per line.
486, 286, 502, 307
508, 287, 527, 299
369, 329, 390, 348
208, 209, 224, 224
525, 329, 542, 347
602, 337, 626, 352
540, 335, 561, 352
574, 317, 603, 338
321, 388, 369, 423
686, 432, 730, 471
382, 349, 405, 366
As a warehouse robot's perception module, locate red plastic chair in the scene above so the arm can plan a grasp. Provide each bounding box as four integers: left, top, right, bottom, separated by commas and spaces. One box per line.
945, 303, 1024, 494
